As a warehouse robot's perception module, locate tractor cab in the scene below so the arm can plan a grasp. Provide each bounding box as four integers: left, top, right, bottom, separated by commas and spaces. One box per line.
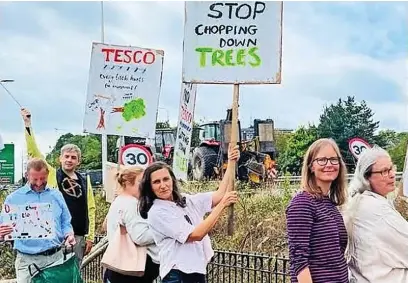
191, 109, 241, 180
198, 122, 222, 146
155, 128, 176, 164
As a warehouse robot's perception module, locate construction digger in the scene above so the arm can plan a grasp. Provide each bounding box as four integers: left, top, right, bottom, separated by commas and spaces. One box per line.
191, 109, 278, 184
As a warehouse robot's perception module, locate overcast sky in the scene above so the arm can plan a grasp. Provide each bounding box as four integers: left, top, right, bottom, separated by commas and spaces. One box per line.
0, 1, 407, 181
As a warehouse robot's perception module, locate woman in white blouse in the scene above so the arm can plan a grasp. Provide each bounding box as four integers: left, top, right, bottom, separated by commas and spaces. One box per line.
345, 146, 408, 283
105, 167, 160, 283
138, 145, 240, 283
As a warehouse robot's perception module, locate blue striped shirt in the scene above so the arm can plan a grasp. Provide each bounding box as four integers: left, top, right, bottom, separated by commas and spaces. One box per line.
286, 191, 348, 283
1, 185, 73, 254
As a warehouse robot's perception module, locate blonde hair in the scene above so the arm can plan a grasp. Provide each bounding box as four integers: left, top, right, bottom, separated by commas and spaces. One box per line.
60, 144, 81, 160
116, 166, 144, 191
301, 138, 348, 206
26, 158, 49, 173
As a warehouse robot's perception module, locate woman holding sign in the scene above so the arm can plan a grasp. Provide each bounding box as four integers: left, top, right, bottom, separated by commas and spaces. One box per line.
139, 145, 240, 283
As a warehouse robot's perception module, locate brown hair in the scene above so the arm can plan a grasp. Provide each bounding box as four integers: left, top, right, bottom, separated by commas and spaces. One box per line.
301, 138, 347, 206
116, 167, 144, 189
139, 162, 186, 219
26, 158, 49, 173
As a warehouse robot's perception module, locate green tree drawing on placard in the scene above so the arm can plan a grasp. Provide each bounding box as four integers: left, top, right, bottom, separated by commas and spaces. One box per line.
111, 98, 146, 121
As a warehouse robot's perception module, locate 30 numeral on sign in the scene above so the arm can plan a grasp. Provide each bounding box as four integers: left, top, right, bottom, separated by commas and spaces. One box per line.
348, 138, 371, 160
120, 144, 153, 168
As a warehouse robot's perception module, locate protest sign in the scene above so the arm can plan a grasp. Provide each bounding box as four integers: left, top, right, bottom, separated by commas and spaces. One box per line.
182, 1, 284, 235
1, 203, 54, 240
182, 1, 283, 84
83, 42, 164, 138
173, 83, 197, 180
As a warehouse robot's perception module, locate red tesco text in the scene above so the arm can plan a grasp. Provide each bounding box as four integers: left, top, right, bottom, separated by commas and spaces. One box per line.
181, 105, 193, 123
101, 48, 156, 65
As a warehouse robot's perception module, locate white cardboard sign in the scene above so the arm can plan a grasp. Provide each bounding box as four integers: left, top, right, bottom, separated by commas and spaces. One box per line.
182, 1, 283, 84
83, 42, 164, 138
173, 83, 197, 180
1, 203, 55, 240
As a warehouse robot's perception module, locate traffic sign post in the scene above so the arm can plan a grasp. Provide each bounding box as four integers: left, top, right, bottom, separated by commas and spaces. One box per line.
0, 144, 15, 184
119, 144, 153, 169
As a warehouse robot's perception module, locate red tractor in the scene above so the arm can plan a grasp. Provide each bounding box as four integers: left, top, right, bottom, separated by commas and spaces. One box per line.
154, 128, 176, 165
191, 109, 278, 184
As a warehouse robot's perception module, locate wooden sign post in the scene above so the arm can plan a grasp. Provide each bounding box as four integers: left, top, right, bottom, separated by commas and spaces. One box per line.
227, 84, 240, 235
182, 1, 284, 235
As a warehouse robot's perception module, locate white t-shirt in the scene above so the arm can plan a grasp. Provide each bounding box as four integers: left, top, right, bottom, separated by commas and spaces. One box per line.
148, 192, 214, 279
106, 194, 159, 263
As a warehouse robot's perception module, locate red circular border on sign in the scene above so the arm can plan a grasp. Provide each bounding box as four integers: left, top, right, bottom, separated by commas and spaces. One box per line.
119, 144, 153, 165
348, 137, 371, 158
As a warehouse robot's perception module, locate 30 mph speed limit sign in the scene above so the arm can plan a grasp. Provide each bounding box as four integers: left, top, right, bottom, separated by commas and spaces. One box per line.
120, 144, 153, 168
348, 137, 371, 160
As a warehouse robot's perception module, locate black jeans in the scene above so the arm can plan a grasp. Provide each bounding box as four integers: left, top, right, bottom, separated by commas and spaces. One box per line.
162, 269, 206, 283
104, 255, 159, 283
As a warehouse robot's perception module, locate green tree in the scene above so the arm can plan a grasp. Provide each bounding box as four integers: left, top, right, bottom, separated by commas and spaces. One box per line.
373, 129, 400, 149
277, 125, 318, 175
388, 132, 408, 171
317, 96, 379, 169
275, 131, 293, 157
45, 133, 119, 170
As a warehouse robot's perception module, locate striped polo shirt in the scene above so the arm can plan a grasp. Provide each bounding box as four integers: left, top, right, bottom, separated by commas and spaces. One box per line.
286, 191, 349, 283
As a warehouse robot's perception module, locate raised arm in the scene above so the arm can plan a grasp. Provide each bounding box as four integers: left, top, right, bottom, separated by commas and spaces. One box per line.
21, 108, 57, 187
149, 191, 238, 244
211, 144, 240, 208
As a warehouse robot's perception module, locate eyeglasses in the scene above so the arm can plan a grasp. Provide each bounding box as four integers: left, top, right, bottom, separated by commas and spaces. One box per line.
312, 157, 340, 166
370, 165, 397, 177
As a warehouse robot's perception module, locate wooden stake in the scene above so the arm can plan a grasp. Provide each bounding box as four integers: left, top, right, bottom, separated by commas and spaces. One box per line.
115, 136, 125, 198
227, 84, 240, 236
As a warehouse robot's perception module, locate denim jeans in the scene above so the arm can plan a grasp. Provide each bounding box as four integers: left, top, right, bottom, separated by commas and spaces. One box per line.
162, 269, 206, 283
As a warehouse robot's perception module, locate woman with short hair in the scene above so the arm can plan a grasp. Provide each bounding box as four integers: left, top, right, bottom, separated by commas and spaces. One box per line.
286, 138, 349, 283
345, 146, 408, 283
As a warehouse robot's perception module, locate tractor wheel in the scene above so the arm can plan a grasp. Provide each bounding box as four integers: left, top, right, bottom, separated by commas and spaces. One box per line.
192, 146, 218, 181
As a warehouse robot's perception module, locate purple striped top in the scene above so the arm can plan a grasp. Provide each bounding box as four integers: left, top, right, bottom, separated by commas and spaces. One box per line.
286, 191, 348, 283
